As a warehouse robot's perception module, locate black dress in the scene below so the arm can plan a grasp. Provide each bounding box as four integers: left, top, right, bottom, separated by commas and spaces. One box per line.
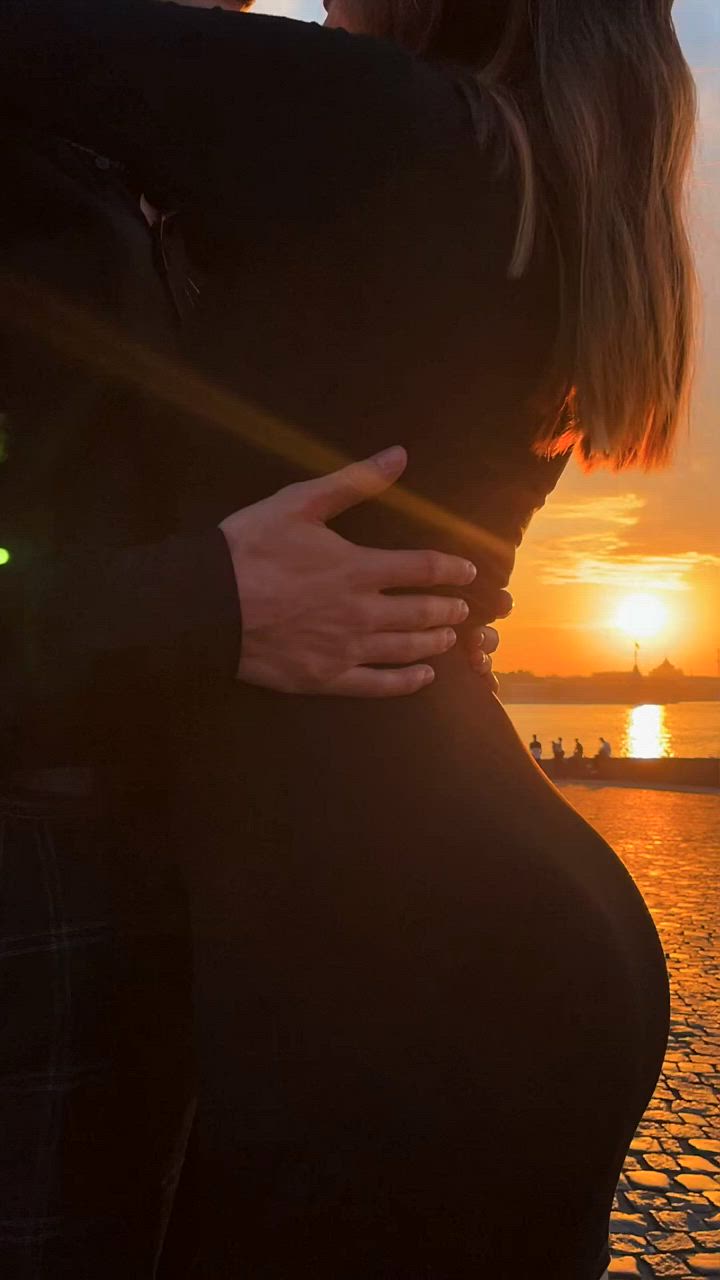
0, 6, 669, 1277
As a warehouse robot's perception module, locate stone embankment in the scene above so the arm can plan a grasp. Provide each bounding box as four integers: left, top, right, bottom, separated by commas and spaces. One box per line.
543, 758, 720, 792
569, 789, 720, 1278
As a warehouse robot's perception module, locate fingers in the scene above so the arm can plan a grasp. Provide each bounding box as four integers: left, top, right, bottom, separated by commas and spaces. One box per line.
464, 588, 514, 623
469, 649, 493, 675
495, 590, 513, 619
327, 665, 436, 698
469, 624, 499, 655
352, 627, 457, 666
366, 593, 470, 632
298, 447, 408, 522
355, 547, 477, 590
466, 624, 500, 681
468, 644, 500, 691
477, 589, 512, 621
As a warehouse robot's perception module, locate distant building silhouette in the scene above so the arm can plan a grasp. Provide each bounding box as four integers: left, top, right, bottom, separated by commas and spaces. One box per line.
649, 658, 684, 679
496, 665, 719, 704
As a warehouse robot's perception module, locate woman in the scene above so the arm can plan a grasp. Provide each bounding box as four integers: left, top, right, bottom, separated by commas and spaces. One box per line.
0, 1, 695, 1276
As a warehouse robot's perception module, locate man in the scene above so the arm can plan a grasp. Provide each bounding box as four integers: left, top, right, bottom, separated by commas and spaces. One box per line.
529, 733, 542, 761
0, 34, 505, 1279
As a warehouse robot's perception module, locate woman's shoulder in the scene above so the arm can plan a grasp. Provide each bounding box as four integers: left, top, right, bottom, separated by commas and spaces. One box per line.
239, 14, 486, 157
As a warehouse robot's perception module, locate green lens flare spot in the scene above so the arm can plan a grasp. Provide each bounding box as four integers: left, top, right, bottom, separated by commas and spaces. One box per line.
0, 548, 11, 566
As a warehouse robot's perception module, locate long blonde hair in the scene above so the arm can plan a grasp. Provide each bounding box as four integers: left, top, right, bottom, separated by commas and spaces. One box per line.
367, 0, 698, 468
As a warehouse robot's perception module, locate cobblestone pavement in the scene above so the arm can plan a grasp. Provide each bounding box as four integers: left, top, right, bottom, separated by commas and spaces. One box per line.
566, 788, 720, 1279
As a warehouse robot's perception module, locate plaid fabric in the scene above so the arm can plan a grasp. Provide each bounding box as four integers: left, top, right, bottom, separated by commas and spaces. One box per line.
0, 790, 195, 1279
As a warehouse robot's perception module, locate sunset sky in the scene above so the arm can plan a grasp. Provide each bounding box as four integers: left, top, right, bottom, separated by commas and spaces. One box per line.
257, 0, 719, 676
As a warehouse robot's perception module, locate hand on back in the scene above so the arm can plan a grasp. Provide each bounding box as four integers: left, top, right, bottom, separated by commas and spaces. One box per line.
220, 447, 509, 697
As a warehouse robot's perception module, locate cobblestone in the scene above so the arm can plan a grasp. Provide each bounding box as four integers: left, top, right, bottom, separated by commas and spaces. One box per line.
653, 1215, 693, 1231
643, 1258, 693, 1277
648, 1234, 697, 1252
629, 1173, 675, 1191
566, 790, 720, 1280
647, 1155, 682, 1172
685, 1257, 720, 1274
610, 1258, 643, 1276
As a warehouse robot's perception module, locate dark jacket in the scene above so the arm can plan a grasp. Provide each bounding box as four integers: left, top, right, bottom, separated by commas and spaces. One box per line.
0, 129, 240, 778
0, 0, 568, 562
0, 15, 671, 1280
0, 0, 538, 780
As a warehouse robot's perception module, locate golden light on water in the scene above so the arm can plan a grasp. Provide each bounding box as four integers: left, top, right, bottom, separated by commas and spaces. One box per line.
623, 704, 672, 759
615, 593, 669, 640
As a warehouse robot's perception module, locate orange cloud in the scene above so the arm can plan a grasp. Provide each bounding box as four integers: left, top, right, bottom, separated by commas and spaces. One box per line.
534, 537, 719, 592
536, 494, 645, 526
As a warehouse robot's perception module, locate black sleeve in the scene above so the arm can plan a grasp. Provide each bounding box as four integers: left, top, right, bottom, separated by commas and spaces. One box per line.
0, 118, 245, 710
11, 526, 241, 679
1, 523, 242, 715
0, 2, 411, 223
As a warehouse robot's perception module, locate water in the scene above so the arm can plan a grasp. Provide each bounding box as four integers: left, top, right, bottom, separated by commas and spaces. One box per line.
504, 701, 720, 759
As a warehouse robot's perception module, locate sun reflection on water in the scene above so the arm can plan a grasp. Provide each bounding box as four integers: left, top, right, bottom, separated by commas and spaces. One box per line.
623, 704, 673, 759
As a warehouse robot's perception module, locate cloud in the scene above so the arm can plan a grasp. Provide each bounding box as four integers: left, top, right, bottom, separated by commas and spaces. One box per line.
535, 493, 645, 527
527, 488, 720, 589
535, 537, 720, 591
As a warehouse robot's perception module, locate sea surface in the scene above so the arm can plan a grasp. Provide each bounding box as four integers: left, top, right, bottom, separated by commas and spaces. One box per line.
504, 701, 720, 759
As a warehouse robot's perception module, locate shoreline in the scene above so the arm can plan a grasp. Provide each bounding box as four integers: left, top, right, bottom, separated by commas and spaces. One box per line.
556, 778, 720, 797
537, 755, 720, 794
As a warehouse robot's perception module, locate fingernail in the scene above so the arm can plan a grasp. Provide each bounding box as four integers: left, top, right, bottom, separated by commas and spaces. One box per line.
463, 561, 477, 583
420, 665, 435, 685
456, 600, 470, 622
444, 629, 457, 649
374, 446, 407, 476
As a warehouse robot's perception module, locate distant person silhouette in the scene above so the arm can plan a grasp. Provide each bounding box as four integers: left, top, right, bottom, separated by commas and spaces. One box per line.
552, 737, 565, 761
529, 734, 542, 761
597, 737, 612, 759
574, 738, 584, 759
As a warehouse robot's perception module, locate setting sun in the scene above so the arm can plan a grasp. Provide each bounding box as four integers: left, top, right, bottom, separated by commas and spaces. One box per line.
614, 593, 669, 640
